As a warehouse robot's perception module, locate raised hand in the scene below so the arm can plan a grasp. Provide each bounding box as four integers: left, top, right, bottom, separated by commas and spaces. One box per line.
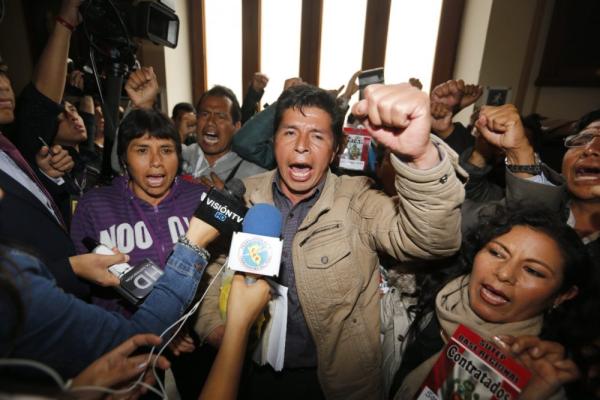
408, 77, 423, 90
430, 102, 454, 138
474, 104, 534, 166
351, 83, 438, 170
58, 0, 83, 28
283, 77, 304, 91
431, 79, 465, 111
125, 66, 159, 109
251, 72, 269, 92
460, 83, 483, 109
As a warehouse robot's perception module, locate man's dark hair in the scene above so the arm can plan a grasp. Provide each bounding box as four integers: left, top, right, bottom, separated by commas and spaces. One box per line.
273, 84, 344, 150
117, 108, 182, 173
171, 102, 195, 120
195, 85, 241, 124
574, 108, 600, 133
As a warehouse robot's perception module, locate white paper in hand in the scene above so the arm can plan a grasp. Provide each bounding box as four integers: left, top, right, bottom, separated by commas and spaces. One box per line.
253, 281, 288, 371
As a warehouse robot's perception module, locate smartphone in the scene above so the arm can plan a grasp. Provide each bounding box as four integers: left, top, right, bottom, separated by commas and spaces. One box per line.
358, 67, 385, 99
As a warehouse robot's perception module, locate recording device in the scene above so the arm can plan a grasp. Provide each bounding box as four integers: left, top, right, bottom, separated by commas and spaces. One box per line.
194, 183, 248, 237
227, 204, 283, 278
358, 67, 385, 99
81, 0, 179, 50
82, 238, 163, 306
71, 1, 179, 101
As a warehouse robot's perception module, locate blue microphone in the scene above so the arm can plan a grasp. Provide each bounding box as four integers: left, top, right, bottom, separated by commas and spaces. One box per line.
242, 204, 283, 236
227, 204, 283, 283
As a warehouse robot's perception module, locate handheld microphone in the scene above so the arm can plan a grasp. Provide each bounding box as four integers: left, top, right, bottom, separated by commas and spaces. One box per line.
194, 183, 248, 237
227, 204, 283, 281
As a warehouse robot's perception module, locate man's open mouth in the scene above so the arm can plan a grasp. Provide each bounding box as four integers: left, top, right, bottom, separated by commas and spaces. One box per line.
202, 131, 219, 144
289, 163, 312, 181
574, 166, 600, 182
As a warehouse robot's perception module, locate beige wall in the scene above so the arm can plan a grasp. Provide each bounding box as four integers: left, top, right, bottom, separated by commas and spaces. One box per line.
452, 0, 493, 125
453, 0, 600, 124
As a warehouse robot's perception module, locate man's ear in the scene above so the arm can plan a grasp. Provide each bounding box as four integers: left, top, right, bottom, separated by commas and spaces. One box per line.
329, 144, 339, 164
233, 121, 241, 132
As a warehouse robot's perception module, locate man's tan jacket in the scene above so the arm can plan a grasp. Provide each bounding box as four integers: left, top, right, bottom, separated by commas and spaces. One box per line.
195, 137, 466, 400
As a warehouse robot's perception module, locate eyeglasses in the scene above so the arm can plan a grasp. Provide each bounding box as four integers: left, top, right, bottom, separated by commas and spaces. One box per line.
564, 129, 600, 148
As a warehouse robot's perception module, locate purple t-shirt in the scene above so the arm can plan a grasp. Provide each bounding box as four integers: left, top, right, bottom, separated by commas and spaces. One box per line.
70, 175, 207, 313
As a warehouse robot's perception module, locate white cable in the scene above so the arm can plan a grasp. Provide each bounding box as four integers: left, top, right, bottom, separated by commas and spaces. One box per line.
0, 259, 229, 399
149, 260, 229, 397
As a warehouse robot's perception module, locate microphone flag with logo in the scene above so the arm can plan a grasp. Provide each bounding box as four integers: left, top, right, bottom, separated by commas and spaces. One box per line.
227, 204, 283, 277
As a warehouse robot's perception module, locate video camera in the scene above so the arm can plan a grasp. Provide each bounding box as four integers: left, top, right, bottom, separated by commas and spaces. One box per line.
81, 0, 179, 50
78, 0, 179, 79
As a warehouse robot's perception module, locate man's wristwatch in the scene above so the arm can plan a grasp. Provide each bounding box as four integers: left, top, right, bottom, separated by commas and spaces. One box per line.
505, 153, 542, 175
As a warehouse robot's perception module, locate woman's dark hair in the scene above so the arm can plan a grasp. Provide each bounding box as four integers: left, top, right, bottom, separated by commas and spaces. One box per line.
273, 84, 345, 151
408, 204, 598, 356
574, 108, 600, 133
117, 108, 182, 174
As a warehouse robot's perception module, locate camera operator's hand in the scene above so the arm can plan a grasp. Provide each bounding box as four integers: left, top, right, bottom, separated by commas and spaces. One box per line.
125, 67, 159, 110
36, 145, 74, 178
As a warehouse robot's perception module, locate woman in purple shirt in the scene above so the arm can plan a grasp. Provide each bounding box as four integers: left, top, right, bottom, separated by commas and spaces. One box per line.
70, 108, 208, 315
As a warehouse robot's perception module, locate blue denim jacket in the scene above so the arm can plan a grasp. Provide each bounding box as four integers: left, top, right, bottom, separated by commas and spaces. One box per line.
0, 243, 207, 378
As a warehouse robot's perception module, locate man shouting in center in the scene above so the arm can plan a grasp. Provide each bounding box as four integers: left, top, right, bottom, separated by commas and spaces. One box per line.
195, 83, 466, 400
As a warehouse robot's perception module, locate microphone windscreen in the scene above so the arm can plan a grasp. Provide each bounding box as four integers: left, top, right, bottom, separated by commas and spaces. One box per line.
242, 204, 282, 238
224, 178, 246, 200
